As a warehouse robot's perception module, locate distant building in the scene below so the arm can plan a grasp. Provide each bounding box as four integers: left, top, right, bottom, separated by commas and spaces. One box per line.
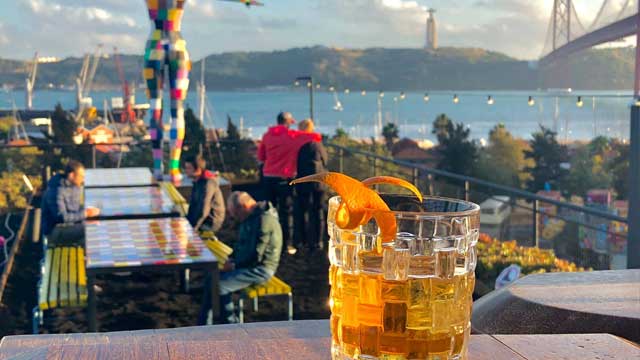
391, 138, 439, 167
425, 9, 438, 50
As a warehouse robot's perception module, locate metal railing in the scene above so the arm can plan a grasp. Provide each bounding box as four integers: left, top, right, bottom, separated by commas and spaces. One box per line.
0, 139, 629, 269
325, 142, 629, 270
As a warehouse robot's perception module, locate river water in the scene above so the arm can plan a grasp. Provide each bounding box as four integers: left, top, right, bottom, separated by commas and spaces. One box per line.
2, 89, 633, 142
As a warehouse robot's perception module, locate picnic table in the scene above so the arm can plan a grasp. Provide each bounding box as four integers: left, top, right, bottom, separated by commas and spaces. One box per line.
85, 168, 154, 188
84, 186, 179, 220
1, 320, 638, 359
84, 217, 219, 332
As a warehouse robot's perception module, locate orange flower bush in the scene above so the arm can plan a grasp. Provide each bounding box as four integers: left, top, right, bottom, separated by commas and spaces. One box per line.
475, 234, 587, 292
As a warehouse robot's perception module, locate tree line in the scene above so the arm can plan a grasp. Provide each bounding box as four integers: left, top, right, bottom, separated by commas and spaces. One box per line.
381, 115, 629, 200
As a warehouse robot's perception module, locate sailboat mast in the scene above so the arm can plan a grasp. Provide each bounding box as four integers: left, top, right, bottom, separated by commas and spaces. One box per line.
198, 58, 206, 123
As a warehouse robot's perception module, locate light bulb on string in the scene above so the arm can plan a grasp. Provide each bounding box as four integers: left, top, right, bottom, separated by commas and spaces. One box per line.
361, 90, 367, 96
423, 93, 430, 102
487, 95, 494, 105
399, 92, 406, 100
453, 94, 459, 104
528, 96, 535, 106
316, 84, 321, 89
576, 96, 584, 108
306, 82, 312, 88
294, 80, 300, 87
379, 91, 385, 98
329, 86, 335, 92
344, 89, 350, 94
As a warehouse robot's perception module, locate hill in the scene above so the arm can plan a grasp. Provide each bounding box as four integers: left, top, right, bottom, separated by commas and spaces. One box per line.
0, 46, 635, 91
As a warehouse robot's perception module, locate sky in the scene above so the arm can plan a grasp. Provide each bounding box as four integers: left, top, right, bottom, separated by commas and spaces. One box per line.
0, 0, 624, 61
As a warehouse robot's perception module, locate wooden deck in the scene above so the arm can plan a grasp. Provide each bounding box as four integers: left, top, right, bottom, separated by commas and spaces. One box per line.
1, 320, 638, 359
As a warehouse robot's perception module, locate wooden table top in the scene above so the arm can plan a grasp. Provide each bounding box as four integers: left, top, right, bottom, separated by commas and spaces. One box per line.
473, 270, 640, 342
1, 320, 638, 360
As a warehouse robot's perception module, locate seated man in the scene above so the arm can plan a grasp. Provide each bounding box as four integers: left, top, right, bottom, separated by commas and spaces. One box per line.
184, 155, 225, 233
41, 160, 99, 246
198, 191, 282, 325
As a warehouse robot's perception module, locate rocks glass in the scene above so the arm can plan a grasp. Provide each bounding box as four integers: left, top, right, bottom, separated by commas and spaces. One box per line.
328, 195, 480, 360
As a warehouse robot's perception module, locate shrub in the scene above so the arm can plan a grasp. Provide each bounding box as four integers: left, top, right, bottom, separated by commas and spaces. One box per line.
475, 233, 587, 293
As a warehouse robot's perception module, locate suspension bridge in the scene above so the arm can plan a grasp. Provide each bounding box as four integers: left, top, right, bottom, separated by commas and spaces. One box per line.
540, 0, 640, 93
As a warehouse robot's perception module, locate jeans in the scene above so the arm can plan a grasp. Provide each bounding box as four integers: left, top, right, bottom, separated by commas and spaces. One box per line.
46, 223, 85, 247
197, 267, 273, 325
260, 176, 293, 248
293, 189, 326, 251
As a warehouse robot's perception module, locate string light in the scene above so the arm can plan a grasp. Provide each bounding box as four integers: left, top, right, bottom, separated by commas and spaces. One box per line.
487, 95, 494, 105
316, 84, 321, 89
361, 90, 367, 96
399, 92, 406, 100
528, 96, 535, 106
423, 93, 430, 102
344, 89, 350, 94
306, 82, 312, 88
576, 96, 584, 108
294, 80, 300, 87
453, 94, 459, 104
379, 91, 385, 98
329, 86, 335, 92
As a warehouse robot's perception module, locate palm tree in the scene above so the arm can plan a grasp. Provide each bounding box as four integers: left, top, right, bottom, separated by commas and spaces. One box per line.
382, 123, 399, 150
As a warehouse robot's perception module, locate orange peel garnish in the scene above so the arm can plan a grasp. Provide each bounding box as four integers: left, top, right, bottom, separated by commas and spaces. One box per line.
290, 172, 397, 244
361, 176, 423, 202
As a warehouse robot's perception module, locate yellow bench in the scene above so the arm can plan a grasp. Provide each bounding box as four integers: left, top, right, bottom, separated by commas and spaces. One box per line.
239, 276, 293, 323
201, 231, 233, 270
33, 246, 88, 333
200, 231, 293, 323
160, 182, 188, 216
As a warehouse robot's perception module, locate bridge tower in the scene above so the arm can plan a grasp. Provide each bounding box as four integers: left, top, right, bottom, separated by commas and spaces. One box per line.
543, 0, 574, 89
552, 0, 572, 50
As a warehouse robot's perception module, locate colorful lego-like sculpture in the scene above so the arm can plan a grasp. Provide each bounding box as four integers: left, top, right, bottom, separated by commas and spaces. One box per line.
143, 0, 190, 181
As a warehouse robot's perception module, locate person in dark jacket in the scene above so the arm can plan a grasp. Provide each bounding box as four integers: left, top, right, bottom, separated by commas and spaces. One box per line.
184, 155, 225, 233
41, 160, 99, 245
293, 119, 328, 251
197, 191, 282, 324
257, 112, 322, 255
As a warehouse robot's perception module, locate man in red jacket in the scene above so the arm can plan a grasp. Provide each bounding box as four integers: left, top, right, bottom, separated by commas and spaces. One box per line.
257, 112, 321, 255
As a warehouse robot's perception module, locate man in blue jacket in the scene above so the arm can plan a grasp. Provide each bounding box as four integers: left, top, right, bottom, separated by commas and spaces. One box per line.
41, 160, 99, 245
198, 191, 282, 324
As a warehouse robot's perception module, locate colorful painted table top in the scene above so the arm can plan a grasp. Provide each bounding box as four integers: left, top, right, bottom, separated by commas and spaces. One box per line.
85, 168, 153, 188
85, 218, 215, 270
85, 186, 177, 219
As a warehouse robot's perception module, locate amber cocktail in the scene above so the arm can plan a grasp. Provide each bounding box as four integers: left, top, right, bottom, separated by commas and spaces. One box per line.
328, 195, 480, 360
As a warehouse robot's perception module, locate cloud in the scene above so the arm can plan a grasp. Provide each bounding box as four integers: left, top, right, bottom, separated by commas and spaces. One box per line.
473, 0, 550, 18
0, 21, 8, 44
23, 0, 139, 29
3, 0, 610, 60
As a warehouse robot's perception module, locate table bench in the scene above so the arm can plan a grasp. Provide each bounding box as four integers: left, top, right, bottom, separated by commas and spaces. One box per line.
85, 218, 220, 332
